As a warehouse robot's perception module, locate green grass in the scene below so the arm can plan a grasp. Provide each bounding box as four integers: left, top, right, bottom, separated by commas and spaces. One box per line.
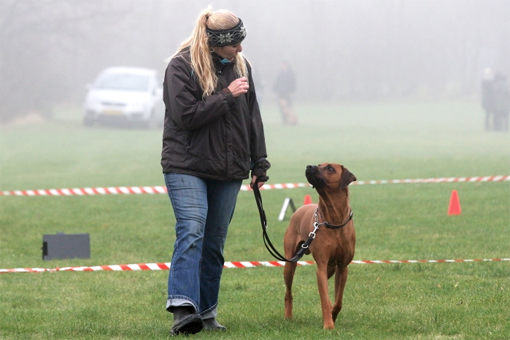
0, 101, 509, 339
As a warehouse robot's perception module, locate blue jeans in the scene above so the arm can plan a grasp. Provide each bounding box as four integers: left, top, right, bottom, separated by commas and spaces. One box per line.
164, 173, 242, 319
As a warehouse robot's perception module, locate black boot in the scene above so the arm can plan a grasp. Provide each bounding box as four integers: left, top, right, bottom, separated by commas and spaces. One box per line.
170, 306, 203, 336
203, 318, 227, 331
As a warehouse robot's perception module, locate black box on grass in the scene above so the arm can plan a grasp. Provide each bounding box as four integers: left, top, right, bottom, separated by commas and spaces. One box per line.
42, 233, 90, 260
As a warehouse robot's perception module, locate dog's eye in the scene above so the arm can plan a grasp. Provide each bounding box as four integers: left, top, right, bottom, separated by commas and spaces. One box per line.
327, 165, 335, 172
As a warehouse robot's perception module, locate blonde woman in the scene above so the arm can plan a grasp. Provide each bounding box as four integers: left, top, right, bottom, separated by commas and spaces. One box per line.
161, 8, 270, 336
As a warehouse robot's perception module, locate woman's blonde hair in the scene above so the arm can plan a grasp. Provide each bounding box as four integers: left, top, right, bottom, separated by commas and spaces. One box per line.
170, 8, 248, 98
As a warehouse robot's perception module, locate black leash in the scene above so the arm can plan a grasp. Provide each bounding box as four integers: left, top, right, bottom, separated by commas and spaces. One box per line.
252, 179, 292, 262
252, 178, 316, 263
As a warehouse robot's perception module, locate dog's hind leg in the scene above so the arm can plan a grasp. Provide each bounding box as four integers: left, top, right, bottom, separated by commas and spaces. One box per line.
332, 265, 349, 322
284, 261, 297, 319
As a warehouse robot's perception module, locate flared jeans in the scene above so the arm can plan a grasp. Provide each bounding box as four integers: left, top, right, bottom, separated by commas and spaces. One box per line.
164, 173, 242, 319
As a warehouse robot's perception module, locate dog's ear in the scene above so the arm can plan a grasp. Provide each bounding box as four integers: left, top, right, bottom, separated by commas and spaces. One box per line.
340, 167, 356, 188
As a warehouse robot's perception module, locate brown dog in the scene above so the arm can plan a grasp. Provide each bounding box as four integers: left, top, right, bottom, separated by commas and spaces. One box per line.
283, 163, 356, 329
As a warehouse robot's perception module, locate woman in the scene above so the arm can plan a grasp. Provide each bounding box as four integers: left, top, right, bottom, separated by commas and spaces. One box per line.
161, 7, 270, 336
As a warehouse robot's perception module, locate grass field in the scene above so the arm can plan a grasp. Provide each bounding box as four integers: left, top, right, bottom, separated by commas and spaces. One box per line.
0, 101, 509, 340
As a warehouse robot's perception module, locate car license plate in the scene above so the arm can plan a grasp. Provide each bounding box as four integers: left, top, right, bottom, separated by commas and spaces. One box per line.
103, 109, 122, 115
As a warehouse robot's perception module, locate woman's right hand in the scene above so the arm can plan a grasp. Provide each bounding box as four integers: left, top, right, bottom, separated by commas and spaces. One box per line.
228, 77, 249, 97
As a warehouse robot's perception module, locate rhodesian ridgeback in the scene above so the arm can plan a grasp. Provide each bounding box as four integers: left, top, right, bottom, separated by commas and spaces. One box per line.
284, 163, 356, 329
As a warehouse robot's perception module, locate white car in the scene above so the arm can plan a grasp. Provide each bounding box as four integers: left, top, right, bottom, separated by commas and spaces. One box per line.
83, 67, 164, 128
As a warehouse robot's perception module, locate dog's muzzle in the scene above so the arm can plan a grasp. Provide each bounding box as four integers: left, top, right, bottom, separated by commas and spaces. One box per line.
305, 165, 325, 188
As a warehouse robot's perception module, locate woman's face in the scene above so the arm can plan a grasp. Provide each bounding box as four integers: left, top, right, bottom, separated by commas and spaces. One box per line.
213, 43, 243, 62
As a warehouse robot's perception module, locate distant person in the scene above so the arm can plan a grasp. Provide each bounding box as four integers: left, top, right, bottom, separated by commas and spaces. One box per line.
492, 72, 510, 131
273, 61, 297, 125
161, 7, 270, 336
481, 68, 495, 131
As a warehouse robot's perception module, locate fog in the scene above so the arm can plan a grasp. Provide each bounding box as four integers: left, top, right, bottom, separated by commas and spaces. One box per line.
0, 0, 509, 122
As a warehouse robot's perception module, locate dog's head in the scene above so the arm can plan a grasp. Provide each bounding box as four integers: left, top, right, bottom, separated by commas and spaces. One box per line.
305, 163, 356, 191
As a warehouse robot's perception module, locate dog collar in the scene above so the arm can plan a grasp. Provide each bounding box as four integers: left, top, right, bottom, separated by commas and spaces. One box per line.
316, 208, 353, 229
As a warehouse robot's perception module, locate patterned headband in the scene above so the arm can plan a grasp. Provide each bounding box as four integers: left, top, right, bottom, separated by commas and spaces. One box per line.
207, 18, 247, 47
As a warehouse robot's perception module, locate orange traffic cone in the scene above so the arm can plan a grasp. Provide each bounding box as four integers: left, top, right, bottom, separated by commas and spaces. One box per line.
448, 190, 461, 215
303, 194, 313, 205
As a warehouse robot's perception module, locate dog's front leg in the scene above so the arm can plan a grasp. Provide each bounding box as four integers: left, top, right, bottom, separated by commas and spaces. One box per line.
316, 265, 334, 329
284, 262, 297, 319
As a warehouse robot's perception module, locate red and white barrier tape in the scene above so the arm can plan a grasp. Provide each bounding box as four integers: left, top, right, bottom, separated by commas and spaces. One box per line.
1, 258, 508, 274
1, 176, 508, 197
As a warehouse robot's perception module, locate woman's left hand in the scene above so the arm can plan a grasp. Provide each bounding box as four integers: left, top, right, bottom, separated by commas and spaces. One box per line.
250, 175, 265, 189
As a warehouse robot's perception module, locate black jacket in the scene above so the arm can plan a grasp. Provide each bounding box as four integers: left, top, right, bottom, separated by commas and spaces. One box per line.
161, 48, 269, 180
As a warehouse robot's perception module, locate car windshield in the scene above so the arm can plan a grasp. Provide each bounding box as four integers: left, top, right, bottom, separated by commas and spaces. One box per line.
94, 72, 150, 91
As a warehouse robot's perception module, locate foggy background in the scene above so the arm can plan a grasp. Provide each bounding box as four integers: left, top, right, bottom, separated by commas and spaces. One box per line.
1, 0, 509, 123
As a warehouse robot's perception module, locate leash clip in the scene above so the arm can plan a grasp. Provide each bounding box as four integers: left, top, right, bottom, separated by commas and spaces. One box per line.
309, 223, 319, 239
307, 208, 321, 240
302, 223, 319, 250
